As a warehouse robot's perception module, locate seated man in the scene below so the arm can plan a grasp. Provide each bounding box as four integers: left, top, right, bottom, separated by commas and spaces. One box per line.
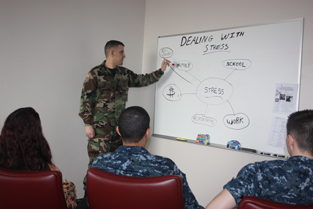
205, 109, 313, 209
91, 106, 204, 209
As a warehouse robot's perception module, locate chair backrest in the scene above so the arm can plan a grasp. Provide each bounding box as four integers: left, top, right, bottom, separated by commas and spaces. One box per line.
238, 196, 313, 209
87, 167, 185, 209
0, 167, 67, 209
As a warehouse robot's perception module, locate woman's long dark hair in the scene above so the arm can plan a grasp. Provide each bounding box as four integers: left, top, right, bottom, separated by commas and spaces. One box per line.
0, 107, 53, 171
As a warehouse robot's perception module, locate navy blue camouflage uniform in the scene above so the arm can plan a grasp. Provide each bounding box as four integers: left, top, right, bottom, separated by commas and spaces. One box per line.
91, 146, 204, 209
224, 156, 313, 206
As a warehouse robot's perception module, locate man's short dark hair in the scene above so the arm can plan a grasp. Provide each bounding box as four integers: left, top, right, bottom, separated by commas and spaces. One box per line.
104, 40, 124, 56
118, 106, 150, 143
287, 109, 313, 155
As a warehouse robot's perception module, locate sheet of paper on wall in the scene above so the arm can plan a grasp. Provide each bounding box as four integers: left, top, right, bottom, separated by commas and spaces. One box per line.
268, 116, 287, 151
273, 83, 299, 115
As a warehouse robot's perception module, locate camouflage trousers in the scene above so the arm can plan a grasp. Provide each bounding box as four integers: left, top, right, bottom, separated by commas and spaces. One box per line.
83, 136, 122, 188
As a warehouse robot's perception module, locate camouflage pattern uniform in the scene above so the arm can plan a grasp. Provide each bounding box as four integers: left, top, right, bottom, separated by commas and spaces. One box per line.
79, 60, 164, 180
91, 146, 204, 209
224, 156, 313, 206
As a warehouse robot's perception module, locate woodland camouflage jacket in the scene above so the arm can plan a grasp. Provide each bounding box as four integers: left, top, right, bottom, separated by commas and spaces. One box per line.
79, 60, 164, 127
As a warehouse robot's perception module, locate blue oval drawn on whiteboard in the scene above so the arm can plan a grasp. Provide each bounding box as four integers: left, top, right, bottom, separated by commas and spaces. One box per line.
159, 47, 173, 58
222, 59, 251, 70
223, 113, 250, 130
176, 60, 193, 71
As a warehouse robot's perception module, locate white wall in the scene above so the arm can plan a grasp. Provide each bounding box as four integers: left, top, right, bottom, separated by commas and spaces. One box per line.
142, 0, 313, 207
0, 0, 146, 198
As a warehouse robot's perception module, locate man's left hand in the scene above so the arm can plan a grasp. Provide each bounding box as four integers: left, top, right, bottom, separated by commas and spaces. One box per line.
161, 59, 171, 72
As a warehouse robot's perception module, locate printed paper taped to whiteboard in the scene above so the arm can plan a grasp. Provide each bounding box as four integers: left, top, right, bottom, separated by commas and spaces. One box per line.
268, 116, 287, 151
273, 83, 298, 115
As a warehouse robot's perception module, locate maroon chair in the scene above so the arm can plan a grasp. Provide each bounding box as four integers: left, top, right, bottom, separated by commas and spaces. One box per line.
238, 196, 313, 209
0, 167, 67, 209
87, 167, 185, 209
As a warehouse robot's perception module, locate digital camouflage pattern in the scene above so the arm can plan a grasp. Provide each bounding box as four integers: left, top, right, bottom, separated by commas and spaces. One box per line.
224, 156, 313, 206
79, 60, 164, 168
91, 146, 204, 209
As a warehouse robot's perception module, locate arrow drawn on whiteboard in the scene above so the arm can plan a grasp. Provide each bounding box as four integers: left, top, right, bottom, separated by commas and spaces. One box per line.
169, 63, 200, 88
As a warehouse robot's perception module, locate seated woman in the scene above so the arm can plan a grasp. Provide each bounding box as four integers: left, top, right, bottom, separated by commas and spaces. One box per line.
0, 107, 77, 209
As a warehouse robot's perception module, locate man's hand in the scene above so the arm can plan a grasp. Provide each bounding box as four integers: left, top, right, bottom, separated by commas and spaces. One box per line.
85, 125, 95, 139
161, 59, 171, 72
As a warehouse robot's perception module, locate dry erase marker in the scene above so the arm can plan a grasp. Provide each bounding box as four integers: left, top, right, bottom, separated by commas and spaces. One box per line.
273, 154, 287, 158
176, 137, 187, 141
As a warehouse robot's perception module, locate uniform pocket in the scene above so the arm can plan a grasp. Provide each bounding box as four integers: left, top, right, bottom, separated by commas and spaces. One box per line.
97, 81, 114, 102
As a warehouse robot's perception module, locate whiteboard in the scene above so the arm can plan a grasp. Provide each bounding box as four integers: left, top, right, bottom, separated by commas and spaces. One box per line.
154, 19, 303, 156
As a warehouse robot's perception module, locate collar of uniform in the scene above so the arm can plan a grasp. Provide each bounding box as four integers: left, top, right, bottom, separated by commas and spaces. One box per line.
116, 145, 149, 154
101, 60, 125, 74
288, 155, 313, 163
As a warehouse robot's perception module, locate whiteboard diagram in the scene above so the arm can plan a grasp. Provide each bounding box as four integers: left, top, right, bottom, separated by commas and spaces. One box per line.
153, 19, 303, 156
160, 50, 252, 130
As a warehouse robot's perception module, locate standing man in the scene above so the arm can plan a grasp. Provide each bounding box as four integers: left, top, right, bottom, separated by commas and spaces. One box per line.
79, 40, 170, 186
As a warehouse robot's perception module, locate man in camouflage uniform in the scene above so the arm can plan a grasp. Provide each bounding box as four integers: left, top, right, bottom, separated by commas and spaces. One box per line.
206, 109, 313, 209
91, 106, 204, 209
79, 40, 170, 186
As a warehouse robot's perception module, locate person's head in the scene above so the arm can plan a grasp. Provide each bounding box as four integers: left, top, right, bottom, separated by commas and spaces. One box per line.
104, 40, 125, 66
286, 109, 313, 157
117, 106, 150, 145
0, 107, 52, 171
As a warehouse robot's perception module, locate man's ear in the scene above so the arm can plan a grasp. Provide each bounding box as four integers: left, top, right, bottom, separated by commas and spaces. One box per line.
110, 49, 115, 57
116, 126, 121, 136
287, 134, 296, 149
145, 127, 151, 138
